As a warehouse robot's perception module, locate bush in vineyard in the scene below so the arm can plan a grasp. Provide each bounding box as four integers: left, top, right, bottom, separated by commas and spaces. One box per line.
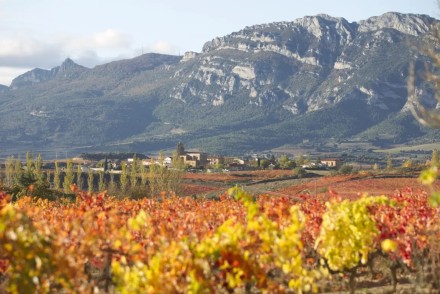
0, 199, 86, 293
111, 187, 326, 293
315, 196, 390, 272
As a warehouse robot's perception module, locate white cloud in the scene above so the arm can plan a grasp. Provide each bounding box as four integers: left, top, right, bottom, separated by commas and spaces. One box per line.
149, 40, 179, 55
0, 67, 31, 86
0, 30, 54, 57
91, 29, 132, 48
0, 28, 134, 71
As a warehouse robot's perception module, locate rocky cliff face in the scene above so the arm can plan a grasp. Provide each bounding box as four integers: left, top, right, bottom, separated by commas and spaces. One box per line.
10, 58, 88, 89
170, 12, 434, 115
0, 12, 438, 154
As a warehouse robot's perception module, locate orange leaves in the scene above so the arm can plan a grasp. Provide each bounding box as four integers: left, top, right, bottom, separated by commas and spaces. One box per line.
69, 183, 78, 193
371, 190, 440, 267
0, 184, 439, 292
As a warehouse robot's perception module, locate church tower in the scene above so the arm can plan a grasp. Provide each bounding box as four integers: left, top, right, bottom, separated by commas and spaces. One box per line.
176, 142, 185, 156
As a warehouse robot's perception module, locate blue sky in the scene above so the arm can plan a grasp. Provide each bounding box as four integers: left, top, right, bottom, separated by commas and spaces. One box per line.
0, 0, 438, 85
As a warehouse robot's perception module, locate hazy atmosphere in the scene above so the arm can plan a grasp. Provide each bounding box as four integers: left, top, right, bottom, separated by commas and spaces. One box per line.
0, 0, 438, 85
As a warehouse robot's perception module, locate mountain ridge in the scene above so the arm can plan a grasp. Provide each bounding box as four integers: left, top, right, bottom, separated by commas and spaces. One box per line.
0, 12, 438, 155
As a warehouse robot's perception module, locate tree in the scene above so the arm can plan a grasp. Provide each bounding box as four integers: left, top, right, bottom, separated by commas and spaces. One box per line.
147, 151, 183, 197
293, 167, 306, 178
169, 151, 183, 194
63, 159, 74, 193
296, 155, 309, 166
153, 151, 169, 195
130, 156, 137, 189
109, 173, 117, 195
139, 162, 147, 187
148, 159, 157, 196
98, 171, 105, 192
402, 159, 414, 169
120, 162, 128, 192
25, 152, 33, 169
25, 152, 34, 178
432, 149, 439, 167
277, 155, 296, 169
5, 157, 14, 187
338, 164, 354, 175
14, 159, 22, 185
259, 159, 270, 169
269, 154, 276, 164
35, 154, 43, 181
386, 154, 393, 170
315, 156, 322, 164
76, 165, 83, 190
213, 162, 224, 170
296, 155, 305, 166
54, 161, 61, 190
87, 169, 94, 193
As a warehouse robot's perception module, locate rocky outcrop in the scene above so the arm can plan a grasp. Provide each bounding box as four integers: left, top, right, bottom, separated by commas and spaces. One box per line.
10, 68, 54, 90
10, 58, 88, 89
172, 12, 436, 115
181, 51, 199, 62
358, 12, 433, 36
50, 58, 88, 77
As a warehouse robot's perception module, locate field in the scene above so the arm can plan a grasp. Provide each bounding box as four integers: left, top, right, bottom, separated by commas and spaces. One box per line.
181, 170, 440, 199
373, 143, 440, 154
180, 170, 298, 197
278, 175, 440, 197
1, 169, 440, 293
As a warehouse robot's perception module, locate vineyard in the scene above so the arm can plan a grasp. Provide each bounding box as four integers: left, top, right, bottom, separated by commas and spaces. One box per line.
1, 167, 440, 293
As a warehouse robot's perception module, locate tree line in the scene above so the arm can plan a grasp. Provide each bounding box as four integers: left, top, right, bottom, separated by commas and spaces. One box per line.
0, 152, 183, 200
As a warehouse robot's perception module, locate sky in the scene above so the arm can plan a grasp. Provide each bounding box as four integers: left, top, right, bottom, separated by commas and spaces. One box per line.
0, 0, 438, 86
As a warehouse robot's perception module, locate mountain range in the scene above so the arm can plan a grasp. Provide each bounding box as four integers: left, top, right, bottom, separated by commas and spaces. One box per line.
0, 12, 439, 156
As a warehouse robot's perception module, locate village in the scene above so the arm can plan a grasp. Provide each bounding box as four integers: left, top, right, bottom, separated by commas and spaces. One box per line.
58, 142, 345, 175
31, 140, 437, 178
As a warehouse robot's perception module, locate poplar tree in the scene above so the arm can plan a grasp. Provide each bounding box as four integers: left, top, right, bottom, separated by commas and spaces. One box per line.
35, 154, 43, 181
54, 161, 61, 190
109, 173, 117, 195
76, 165, 83, 190
169, 151, 183, 194
25, 152, 34, 177
139, 161, 147, 187
432, 149, 439, 167
63, 159, 74, 193
87, 169, 94, 193
148, 158, 157, 196
98, 171, 105, 192
14, 158, 22, 184
5, 157, 14, 187
155, 151, 168, 195
120, 162, 128, 192
386, 154, 393, 170
130, 156, 137, 189
147, 151, 182, 197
